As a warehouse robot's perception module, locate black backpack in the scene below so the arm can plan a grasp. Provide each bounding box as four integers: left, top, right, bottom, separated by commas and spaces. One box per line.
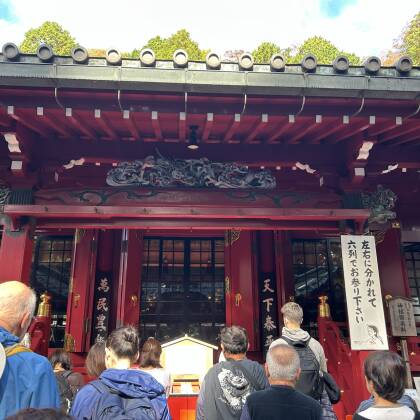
55, 371, 74, 413
281, 335, 324, 400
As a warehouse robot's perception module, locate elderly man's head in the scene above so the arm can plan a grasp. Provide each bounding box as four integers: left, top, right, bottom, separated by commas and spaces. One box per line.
220, 326, 249, 355
0, 281, 36, 339
266, 344, 301, 385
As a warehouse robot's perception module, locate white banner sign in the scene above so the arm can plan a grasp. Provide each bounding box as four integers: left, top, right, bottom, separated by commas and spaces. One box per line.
341, 235, 389, 350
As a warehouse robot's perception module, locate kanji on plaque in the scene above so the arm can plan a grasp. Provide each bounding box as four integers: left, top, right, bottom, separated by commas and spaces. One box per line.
388, 297, 417, 337
259, 274, 279, 353
91, 271, 113, 345
341, 235, 388, 350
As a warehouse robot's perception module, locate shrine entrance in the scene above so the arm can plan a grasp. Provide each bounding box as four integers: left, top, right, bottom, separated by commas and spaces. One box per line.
140, 237, 226, 344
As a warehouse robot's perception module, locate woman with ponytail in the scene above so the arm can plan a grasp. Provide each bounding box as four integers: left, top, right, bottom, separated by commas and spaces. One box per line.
71, 326, 170, 419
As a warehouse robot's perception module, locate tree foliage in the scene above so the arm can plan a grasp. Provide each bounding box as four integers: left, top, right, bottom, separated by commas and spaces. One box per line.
135, 29, 208, 60
20, 21, 77, 56
290, 36, 361, 65
395, 11, 420, 65
252, 42, 292, 63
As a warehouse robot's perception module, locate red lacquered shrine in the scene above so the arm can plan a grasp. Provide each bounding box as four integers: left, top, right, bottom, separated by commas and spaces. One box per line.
0, 46, 419, 419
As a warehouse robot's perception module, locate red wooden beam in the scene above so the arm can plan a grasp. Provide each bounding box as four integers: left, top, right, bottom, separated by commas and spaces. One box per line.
368, 117, 402, 137
65, 108, 98, 140
4, 204, 370, 222
151, 111, 163, 141
94, 109, 118, 140
34, 218, 341, 231
245, 114, 268, 143
223, 113, 241, 143
308, 118, 343, 144
202, 113, 214, 142
7, 107, 52, 138
288, 115, 322, 144
42, 109, 75, 138
267, 116, 293, 144
178, 112, 186, 142
328, 118, 374, 144
379, 120, 420, 143
122, 110, 140, 141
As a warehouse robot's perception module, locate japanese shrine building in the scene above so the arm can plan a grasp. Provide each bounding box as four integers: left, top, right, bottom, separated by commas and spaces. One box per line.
0, 44, 419, 413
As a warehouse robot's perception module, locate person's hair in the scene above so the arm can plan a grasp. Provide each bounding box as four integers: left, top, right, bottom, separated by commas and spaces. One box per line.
139, 337, 163, 368
49, 349, 72, 371
106, 325, 139, 363
0, 281, 37, 327
367, 325, 379, 336
281, 302, 303, 325
267, 344, 300, 381
364, 351, 406, 403
86, 342, 106, 377
221, 325, 248, 355
5, 408, 73, 420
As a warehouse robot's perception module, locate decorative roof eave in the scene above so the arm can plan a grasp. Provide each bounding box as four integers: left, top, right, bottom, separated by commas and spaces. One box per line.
0, 60, 419, 100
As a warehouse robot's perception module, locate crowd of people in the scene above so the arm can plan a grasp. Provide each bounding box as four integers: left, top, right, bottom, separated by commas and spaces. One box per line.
0, 280, 419, 420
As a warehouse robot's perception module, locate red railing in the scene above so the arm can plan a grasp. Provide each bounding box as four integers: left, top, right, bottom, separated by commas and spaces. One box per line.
318, 317, 370, 419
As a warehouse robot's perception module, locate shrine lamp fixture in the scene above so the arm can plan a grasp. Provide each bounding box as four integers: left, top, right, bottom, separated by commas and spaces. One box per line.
188, 125, 199, 150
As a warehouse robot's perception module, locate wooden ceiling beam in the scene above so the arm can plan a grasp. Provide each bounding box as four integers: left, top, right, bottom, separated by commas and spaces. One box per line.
94, 109, 118, 140
379, 120, 420, 143
178, 112, 186, 142
308, 118, 344, 144
288, 115, 322, 144
7, 107, 52, 138
202, 113, 214, 142
65, 108, 98, 140
328, 117, 375, 144
267, 116, 294, 144
223, 113, 241, 143
151, 111, 163, 141
122, 110, 140, 141
368, 116, 402, 137
245, 114, 268, 144
41, 109, 75, 138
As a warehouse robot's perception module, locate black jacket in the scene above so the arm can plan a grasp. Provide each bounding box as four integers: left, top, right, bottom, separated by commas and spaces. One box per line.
242, 385, 321, 420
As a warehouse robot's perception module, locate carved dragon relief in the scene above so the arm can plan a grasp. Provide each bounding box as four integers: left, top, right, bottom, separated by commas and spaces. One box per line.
105, 153, 276, 189
362, 185, 398, 225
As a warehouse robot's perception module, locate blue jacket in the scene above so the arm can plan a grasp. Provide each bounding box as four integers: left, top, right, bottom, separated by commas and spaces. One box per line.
71, 368, 171, 420
0, 327, 60, 419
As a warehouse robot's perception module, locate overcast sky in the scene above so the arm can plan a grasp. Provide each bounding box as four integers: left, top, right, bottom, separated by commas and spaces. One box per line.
0, 0, 418, 57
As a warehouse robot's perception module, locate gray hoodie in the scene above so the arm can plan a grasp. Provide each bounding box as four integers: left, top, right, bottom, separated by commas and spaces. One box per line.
269, 327, 328, 372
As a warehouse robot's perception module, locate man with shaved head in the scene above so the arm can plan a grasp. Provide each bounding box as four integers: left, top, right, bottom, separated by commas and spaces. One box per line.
0, 281, 60, 418
240, 345, 321, 420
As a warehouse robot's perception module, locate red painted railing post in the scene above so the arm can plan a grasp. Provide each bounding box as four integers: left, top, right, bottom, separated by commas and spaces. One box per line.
29, 291, 52, 357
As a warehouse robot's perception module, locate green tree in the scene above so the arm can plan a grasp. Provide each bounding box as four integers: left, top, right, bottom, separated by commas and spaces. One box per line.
20, 21, 77, 56
253, 42, 280, 63
134, 29, 208, 60
290, 36, 361, 65
394, 11, 420, 65
252, 42, 293, 64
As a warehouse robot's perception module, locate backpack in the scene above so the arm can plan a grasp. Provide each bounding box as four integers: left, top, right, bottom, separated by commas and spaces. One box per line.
55, 371, 74, 413
90, 380, 159, 420
0, 342, 32, 379
281, 335, 324, 400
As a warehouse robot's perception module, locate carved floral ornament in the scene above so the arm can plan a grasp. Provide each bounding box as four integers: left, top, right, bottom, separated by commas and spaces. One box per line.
106, 154, 276, 189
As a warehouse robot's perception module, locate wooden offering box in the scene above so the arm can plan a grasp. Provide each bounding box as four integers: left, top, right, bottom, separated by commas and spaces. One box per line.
162, 335, 217, 395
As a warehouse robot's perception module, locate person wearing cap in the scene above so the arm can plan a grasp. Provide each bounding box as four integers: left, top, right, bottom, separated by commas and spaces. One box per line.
0, 281, 60, 418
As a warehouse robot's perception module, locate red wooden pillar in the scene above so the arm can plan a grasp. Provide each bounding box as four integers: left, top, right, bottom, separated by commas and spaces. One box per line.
116, 229, 143, 327
65, 229, 98, 353
274, 232, 294, 317
376, 226, 410, 297
0, 221, 35, 284
225, 230, 258, 351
